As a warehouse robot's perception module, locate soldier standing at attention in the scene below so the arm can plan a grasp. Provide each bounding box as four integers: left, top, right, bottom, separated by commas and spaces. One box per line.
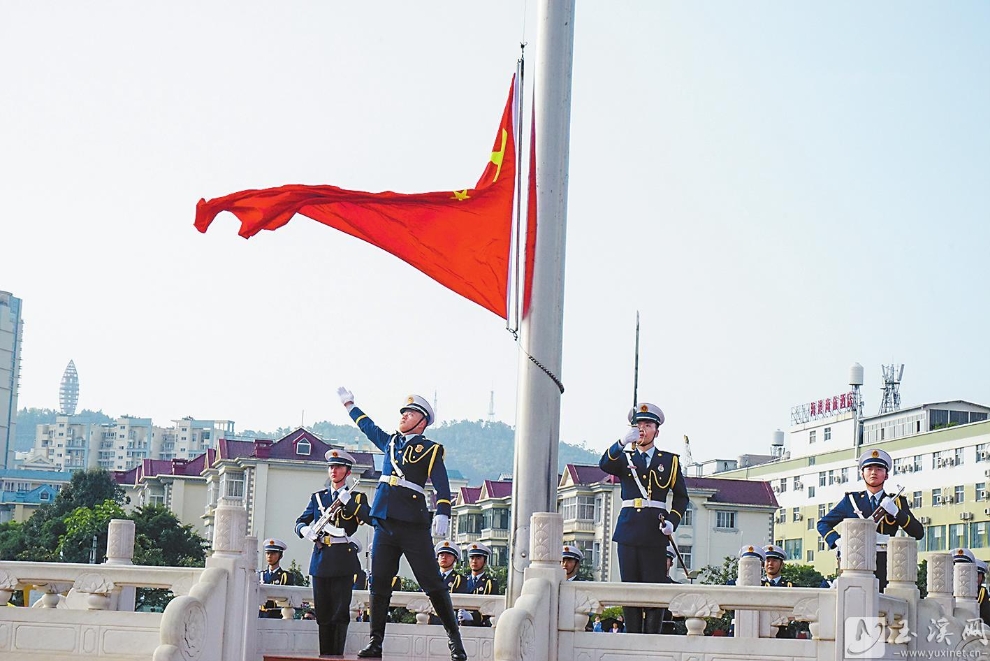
817, 448, 923, 592
337, 387, 466, 661
459, 542, 498, 627
295, 449, 370, 657
429, 540, 467, 625
599, 402, 689, 634
762, 545, 792, 587
259, 538, 294, 618
561, 545, 584, 581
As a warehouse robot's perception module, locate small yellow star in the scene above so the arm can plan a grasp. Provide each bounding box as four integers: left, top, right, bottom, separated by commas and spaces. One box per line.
490, 129, 507, 182
451, 189, 470, 201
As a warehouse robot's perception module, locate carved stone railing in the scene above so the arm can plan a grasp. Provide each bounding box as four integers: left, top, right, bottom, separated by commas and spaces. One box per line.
153, 567, 228, 661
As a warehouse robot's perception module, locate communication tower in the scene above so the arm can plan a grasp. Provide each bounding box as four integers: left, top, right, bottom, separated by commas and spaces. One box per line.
487, 390, 496, 424
59, 360, 79, 416
877, 363, 904, 415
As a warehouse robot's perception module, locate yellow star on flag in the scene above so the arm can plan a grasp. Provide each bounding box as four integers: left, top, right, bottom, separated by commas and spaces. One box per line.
489, 128, 507, 183
451, 189, 470, 201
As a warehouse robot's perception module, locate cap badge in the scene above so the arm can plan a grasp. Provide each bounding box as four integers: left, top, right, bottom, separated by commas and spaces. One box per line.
640, 404, 649, 412
747, 546, 754, 552
331, 451, 338, 457
871, 450, 879, 458
407, 396, 415, 404
471, 544, 478, 549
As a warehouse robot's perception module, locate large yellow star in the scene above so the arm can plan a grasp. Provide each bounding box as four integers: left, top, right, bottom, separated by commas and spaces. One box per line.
451, 189, 470, 201
489, 128, 507, 183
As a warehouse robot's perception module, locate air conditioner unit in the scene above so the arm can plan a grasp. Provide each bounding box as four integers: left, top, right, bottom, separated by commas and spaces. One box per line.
920, 516, 932, 524
794, 481, 804, 490
795, 513, 804, 521
944, 496, 955, 504
980, 451, 989, 461
774, 516, 785, 524
980, 490, 988, 500
772, 486, 780, 493
985, 508, 990, 516
985, 469, 990, 478
960, 512, 974, 521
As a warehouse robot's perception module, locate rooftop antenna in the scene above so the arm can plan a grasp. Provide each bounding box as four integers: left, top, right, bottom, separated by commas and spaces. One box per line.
878, 363, 904, 415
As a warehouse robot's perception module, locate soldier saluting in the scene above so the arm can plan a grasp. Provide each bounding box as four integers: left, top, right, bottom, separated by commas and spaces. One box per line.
295, 449, 370, 656
817, 448, 923, 592
337, 388, 466, 661
599, 401, 688, 634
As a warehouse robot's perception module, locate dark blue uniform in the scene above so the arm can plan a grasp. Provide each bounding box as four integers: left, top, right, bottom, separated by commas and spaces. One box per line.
428, 570, 468, 625
259, 567, 294, 618
461, 571, 498, 627
600, 441, 688, 633
816, 491, 923, 592
295, 487, 370, 653
978, 584, 989, 626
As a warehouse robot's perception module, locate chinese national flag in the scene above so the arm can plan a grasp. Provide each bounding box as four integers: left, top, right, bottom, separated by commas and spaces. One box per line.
195, 79, 518, 319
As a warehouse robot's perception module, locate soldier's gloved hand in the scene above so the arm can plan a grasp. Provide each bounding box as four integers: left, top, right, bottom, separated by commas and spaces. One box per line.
622, 427, 641, 448
660, 519, 674, 536
433, 514, 450, 537
880, 497, 899, 516
300, 525, 318, 542
458, 609, 471, 623
833, 538, 843, 554
336, 488, 351, 505
337, 387, 355, 408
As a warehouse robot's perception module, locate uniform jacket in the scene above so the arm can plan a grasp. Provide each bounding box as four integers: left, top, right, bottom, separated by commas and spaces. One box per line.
979, 585, 989, 626
816, 490, 924, 549
349, 406, 452, 524
599, 441, 689, 546
443, 569, 469, 594
294, 488, 370, 578
762, 577, 793, 587
463, 571, 498, 627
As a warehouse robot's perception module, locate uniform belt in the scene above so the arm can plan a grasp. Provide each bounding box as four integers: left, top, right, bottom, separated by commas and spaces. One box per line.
876, 544, 888, 551
321, 534, 356, 545
621, 499, 666, 510
379, 474, 426, 494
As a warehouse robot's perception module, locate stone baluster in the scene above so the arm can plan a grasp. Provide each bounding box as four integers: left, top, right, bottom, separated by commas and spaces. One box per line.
883, 537, 920, 647
528, 512, 562, 657
835, 519, 880, 657
733, 555, 762, 638
952, 562, 979, 620
106, 518, 136, 610
211, 497, 248, 557
925, 553, 953, 615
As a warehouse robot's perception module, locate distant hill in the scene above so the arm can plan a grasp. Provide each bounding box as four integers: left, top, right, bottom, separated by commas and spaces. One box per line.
14, 407, 115, 452
245, 418, 601, 486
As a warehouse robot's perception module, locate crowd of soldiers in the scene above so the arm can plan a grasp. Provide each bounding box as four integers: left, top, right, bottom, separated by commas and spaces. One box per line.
258, 394, 990, 658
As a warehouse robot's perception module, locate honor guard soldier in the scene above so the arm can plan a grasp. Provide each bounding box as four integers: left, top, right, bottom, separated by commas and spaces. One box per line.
430, 541, 467, 625
817, 448, 924, 592
459, 542, 498, 627
762, 545, 792, 587
259, 538, 294, 618
976, 559, 989, 626
599, 402, 689, 634
337, 388, 466, 661
561, 545, 584, 581
295, 449, 371, 657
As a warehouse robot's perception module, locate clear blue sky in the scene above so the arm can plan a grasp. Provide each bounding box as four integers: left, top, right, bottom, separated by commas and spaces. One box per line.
2, 2, 988, 463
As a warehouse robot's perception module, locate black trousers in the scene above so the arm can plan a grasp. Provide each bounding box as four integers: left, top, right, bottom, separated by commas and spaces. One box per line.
876, 551, 888, 593
369, 519, 445, 596
617, 543, 669, 633
312, 575, 353, 626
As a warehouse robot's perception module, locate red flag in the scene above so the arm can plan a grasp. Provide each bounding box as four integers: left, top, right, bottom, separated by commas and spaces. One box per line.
196, 79, 518, 319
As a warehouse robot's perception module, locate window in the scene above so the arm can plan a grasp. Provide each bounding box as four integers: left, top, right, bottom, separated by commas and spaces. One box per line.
808, 486, 816, 498
978, 444, 989, 462
807, 517, 815, 531
971, 522, 989, 549
594, 495, 603, 524
561, 497, 576, 521
818, 504, 826, 518
715, 511, 737, 530
913, 455, 923, 472
954, 448, 963, 465
932, 488, 942, 507
679, 545, 693, 570
840, 468, 849, 483
592, 542, 602, 569
224, 474, 244, 499
792, 507, 801, 522
149, 494, 165, 506
459, 514, 483, 534
809, 430, 817, 444
808, 456, 816, 466
926, 525, 946, 552
40, 492, 50, 501
977, 483, 987, 502
483, 508, 510, 530
576, 496, 595, 521
818, 537, 826, 551
912, 491, 922, 508
296, 439, 311, 456
955, 485, 965, 503
779, 479, 787, 493
681, 502, 694, 527
792, 476, 801, 490
819, 472, 826, 487
824, 427, 832, 441
949, 523, 966, 550
806, 550, 814, 562
828, 470, 835, 485
783, 539, 802, 560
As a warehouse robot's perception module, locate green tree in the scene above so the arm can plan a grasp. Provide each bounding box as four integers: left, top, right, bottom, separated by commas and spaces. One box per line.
58, 500, 126, 563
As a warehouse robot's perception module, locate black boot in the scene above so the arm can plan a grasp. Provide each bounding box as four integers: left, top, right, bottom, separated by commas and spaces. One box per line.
357, 594, 390, 658
319, 624, 335, 656
332, 622, 349, 655
622, 606, 643, 633
428, 590, 468, 661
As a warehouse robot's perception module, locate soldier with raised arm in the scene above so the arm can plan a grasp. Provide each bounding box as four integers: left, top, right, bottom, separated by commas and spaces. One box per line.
816, 448, 923, 592
599, 401, 689, 634
337, 387, 466, 661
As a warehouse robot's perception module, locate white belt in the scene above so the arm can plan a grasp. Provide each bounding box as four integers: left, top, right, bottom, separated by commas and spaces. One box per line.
876, 533, 890, 550
379, 474, 426, 495
621, 499, 666, 510
322, 534, 356, 545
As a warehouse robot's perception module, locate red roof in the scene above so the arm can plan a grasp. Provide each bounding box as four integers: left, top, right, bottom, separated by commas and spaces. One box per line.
564, 464, 619, 486
214, 429, 375, 467
482, 480, 513, 499
458, 486, 482, 505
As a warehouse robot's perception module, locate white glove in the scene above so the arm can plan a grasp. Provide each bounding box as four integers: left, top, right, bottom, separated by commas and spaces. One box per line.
880, 497, 899, 516
336, 488, 351, 505
660, 520, 674, 536
337, 386, 355, 407
623, 427, 641, 446
458, 609, 471, 623
433, 514, 450, 538
833, 538, 843, 553
300, 525, 318, 542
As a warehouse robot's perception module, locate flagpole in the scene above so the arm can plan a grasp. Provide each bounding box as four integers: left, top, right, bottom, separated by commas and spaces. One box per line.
508, 0, 575, 607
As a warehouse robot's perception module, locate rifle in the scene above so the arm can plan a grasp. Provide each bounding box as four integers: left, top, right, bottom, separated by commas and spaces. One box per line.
306, 480, 354, 541
869, 485, 905, 523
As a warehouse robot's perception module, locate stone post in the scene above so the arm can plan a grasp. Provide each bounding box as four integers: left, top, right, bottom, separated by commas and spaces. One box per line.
734, 555, 762, 638
883, 537, 920, 648
834, 519, 879, 658
526, 512, 563, 660
205, 497, 253, 661
106, 518, 136, 611
952, 563, 979, 620
925, 553, 953, 615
